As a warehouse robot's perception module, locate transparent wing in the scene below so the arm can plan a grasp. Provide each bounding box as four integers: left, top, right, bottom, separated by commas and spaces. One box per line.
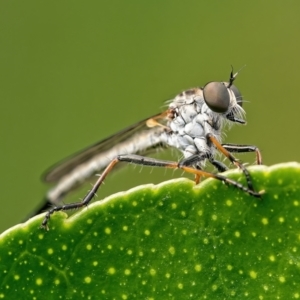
43, 112, 167, 183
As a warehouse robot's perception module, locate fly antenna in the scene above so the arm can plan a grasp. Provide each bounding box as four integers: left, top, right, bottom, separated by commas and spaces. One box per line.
227, 65, 246, 88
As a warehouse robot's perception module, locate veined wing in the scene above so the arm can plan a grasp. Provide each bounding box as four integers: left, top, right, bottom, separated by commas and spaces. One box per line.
43, 112, 167, 183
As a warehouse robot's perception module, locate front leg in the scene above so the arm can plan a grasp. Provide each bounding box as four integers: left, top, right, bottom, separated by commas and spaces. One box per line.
207, 134, 257, 192
222, 143, 262, 165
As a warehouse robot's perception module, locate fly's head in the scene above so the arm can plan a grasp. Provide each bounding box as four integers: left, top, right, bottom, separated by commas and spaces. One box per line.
202, 67, 246, 125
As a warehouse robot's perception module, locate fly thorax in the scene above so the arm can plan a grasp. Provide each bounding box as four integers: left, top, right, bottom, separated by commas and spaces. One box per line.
163, 88, 221, 158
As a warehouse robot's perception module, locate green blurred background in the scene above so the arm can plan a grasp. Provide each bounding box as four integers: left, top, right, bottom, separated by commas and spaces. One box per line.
1, 1, 299, 232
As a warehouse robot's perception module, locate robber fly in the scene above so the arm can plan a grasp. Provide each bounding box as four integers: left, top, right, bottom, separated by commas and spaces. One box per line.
38, 68, 263, 229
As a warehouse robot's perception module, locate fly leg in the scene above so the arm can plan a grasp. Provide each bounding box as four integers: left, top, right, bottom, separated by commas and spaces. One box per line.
207, 134, 260, 192
118, 154, 262, 199
41, 153, 263, 229
222, 143, 262, 165
208, 157, 228, 172
178, 153, 228, 182
41, 157, 119, 230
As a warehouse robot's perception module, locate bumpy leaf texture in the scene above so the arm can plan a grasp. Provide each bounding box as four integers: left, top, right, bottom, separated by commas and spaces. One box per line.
0, 163, 299, 299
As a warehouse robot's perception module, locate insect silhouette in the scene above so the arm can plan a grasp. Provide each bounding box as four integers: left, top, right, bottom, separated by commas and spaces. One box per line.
36, 68, 263, 229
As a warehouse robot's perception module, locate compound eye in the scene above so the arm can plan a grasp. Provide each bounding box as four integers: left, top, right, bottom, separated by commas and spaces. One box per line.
223, 83, 243, 107
203, 82, 230, 113
231, 84, 242, 107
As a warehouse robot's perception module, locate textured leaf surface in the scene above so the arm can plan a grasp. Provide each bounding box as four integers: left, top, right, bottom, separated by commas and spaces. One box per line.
1, 163, 300, 299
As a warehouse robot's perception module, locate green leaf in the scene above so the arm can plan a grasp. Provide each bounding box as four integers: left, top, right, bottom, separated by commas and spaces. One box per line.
1, 162, 300, 299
